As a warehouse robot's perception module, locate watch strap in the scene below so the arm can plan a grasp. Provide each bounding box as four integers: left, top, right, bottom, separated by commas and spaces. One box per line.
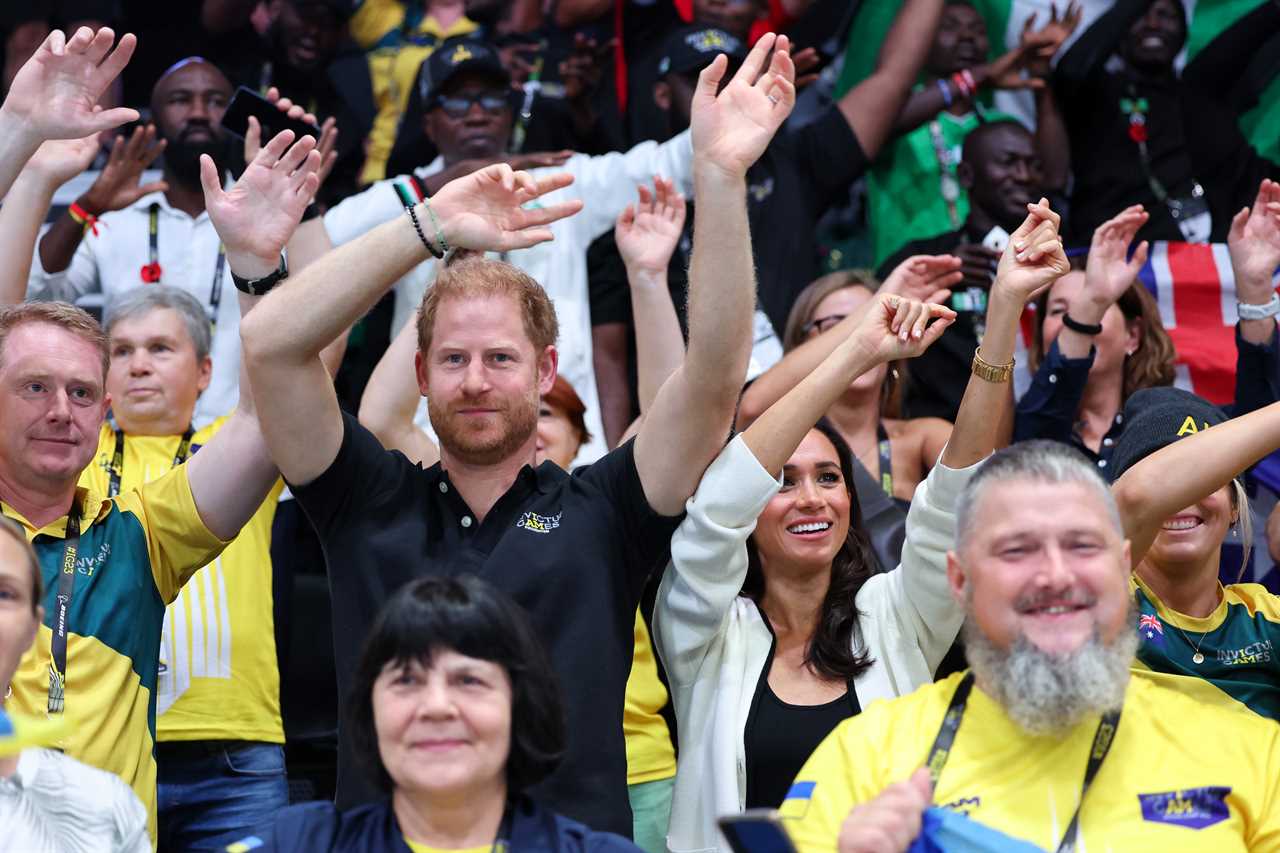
231, 254, 288, 296
1237, 293, 1280, 321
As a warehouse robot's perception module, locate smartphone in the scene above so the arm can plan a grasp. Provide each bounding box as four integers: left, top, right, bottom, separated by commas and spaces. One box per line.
719, 811, 798, 853
220, 86, 321, 143
981, 225, 1010, 253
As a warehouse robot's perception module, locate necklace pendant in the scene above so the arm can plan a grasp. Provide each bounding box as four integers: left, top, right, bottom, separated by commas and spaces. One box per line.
1192, 652, 1205, 665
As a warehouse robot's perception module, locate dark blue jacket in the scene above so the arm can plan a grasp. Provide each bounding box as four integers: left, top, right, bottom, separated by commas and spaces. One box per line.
226, 795, 643, 853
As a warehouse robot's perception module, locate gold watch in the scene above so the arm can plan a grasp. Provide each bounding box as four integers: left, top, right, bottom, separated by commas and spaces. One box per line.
971, 347, 1015, 383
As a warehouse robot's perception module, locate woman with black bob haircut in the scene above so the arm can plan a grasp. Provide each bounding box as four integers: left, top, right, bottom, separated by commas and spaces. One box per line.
225, 575, 642, 853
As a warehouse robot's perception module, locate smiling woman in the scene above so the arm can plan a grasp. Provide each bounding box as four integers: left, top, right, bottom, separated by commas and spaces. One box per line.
226, 575, 644, 853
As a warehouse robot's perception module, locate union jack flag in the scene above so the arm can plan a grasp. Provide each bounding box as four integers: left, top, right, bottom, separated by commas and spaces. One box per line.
1139, 614, 1164, 635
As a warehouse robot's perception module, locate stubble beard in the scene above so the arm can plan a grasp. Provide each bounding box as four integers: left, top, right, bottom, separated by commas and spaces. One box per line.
428, 390, 538, 467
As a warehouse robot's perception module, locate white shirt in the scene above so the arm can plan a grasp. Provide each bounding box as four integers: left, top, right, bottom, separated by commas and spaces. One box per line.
0, 748, 149, 853
27, 190, 242, 429
322, 131, 696, 464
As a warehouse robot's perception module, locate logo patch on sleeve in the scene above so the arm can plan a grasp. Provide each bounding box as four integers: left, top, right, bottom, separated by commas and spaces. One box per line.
777, 781, 816, 819
1138, 787, 1231, 829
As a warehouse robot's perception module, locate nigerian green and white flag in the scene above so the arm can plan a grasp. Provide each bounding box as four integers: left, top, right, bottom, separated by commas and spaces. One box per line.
836, 0, 1280, 164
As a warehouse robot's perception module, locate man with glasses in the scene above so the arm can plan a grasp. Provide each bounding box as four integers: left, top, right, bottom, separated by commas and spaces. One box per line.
318, 37, 697, 463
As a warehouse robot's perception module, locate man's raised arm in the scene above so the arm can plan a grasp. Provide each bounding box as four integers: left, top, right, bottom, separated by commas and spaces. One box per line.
633, 33, 796, 516
241, 164, 584, 486
0, 27, 138, 200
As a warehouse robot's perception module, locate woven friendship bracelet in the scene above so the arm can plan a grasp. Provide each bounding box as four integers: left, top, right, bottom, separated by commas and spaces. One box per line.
422, 197, 451, 256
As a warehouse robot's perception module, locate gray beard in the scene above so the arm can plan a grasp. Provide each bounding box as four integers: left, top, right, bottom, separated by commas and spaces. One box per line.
962, 605, 1137, 736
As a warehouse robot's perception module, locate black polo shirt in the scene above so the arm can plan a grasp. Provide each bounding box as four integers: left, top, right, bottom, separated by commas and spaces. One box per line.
291, 412, 682, 836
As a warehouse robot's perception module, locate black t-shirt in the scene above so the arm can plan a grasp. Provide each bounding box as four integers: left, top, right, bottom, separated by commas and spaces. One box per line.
877, 227, 976, 422
291, 412, 681, 837
591, 106, 869, 338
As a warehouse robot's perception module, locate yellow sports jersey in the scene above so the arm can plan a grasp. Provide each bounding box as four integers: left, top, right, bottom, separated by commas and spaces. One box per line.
404, 843, 491, 853
785, 672, 1280, 852
3, 468, 227, 843
623, 611, 676, 785
350, 0, 479, 183
80, 421, 285, 746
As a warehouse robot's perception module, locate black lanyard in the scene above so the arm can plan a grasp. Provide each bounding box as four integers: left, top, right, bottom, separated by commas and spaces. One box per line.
146, 204, 226, 332
925, 672, 1122, 853
107, 426, 194, 498
47, 503, 82, 715
876, 422, 893, 499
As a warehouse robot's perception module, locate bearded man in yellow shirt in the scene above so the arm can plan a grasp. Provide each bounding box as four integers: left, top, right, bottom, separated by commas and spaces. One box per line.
785, 439, 1280, 853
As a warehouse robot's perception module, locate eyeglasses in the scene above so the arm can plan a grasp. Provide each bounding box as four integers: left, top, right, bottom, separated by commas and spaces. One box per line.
802, 313, 847, 337
433, 92, 511, 118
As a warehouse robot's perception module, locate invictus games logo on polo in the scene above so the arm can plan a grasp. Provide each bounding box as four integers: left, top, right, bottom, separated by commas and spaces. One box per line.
1138, 787, 1231, 829
517, 511, 561, 534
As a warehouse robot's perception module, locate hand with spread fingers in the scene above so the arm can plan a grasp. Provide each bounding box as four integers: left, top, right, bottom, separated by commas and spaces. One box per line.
616, 176, 687, 278
993, 197, 1071, 303
852, 292, 957, 365
2, 27, 139, 142
245, 88, 339, 190
426, 163, 585, 253
1072, 204, 1149, 325
22, 135, 102, 190
1020, 1, 1083, 77
76, 123, 168, 214
1228, 178, 1280, 302
691, 32, 797, 178
201, 129, 322, 275
837, 768, 934, 853
881, 254, 963, 306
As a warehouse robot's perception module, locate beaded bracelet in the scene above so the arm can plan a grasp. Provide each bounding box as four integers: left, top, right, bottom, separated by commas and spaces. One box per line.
935, 78, 953, 108
405, 204, 444, 259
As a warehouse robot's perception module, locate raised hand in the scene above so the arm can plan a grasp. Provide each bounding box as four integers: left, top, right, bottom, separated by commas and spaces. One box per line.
1075, 204, 1149, 321
993, 197, 1070, 304
22, 135, 100, 190
428, 163, 584, 253
616, 177, 687, 277
881, 254, 962, 305
1020, 1, 1083, 77
980, 42, 1047, 91
559, 34, 615, 102
2, 27, 139, 143
953, 243, 1001, 290
849, 292, 957, 365
201, 130, 322, 273
691, 32, 796, 178
837, 768, 933, 853
1228, 178, 1280, 302
77, 123, 168, 214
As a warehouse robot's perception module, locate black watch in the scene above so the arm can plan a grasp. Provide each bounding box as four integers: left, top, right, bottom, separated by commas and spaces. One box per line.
231, 254, 288, 296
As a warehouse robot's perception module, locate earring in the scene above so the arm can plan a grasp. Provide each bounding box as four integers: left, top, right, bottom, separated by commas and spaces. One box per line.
3, 684, 10, 701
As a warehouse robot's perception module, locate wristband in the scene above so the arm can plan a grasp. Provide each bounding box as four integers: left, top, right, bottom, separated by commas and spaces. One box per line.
1062, 313, 1104, 335
231, 253, 288, 296
971, 346, 1014, 383
951, 71, 973, 99
1237, 293, 1280, 321
935, 78, 953, 108
961, 68, 977, 95
68, 202, 100, 236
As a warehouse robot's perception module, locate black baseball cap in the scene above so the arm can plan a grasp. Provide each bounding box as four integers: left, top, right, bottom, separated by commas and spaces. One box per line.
426, 39, 511, 103
1107, 386, 1228, 482
656, 25, 747, 77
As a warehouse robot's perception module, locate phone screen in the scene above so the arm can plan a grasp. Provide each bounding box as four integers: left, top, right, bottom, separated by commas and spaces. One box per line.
220, 86, 321, 143
719, 815, 797, 853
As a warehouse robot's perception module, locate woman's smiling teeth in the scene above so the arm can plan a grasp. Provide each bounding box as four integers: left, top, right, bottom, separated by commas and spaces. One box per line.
788, 521, 832, 534
1161, 516, 1202, 531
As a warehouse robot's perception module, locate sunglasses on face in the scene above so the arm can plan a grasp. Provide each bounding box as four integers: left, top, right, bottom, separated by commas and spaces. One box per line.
433, 92, 510, 118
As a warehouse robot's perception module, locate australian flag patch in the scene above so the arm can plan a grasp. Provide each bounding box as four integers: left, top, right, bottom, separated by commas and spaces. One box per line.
1138, 787, 1231, 829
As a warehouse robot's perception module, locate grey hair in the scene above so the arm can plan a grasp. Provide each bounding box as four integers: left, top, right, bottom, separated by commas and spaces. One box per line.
956, 440, 1123, 554
105, 286, 212, 361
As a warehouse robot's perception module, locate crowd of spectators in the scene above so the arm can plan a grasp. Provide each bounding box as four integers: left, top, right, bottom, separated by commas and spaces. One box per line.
0, 1, 1279, 852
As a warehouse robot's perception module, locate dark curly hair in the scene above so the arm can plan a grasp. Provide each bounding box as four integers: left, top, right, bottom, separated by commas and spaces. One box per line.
741, 419, 878, 681
345, 575, 566, 795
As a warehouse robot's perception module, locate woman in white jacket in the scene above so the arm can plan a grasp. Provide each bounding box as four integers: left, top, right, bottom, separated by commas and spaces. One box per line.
653, 199, 1070, 852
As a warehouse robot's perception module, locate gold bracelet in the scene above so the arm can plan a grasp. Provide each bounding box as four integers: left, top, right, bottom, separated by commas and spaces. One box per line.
971, 346, 1015, 383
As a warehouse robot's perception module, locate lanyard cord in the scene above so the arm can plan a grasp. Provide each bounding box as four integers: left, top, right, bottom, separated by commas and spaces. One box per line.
47, 502, 82, 714
147, 203, 226, 331
876, 421, 893, 499
1120, 83, 1205, 217
107, 426, 195, 498
925, 672, 1122, 853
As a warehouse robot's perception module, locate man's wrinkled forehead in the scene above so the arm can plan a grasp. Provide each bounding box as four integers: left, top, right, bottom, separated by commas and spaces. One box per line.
966, 476, 1122, 547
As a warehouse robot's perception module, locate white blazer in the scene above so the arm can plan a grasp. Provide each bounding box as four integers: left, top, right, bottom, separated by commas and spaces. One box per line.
653, 435, 980, 852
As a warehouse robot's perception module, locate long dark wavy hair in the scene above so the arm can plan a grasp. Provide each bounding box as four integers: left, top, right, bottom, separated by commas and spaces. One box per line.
740, 419, 878, 681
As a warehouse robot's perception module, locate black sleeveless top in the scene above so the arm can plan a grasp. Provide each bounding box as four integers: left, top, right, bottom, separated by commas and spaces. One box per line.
744, 676, 860, 809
